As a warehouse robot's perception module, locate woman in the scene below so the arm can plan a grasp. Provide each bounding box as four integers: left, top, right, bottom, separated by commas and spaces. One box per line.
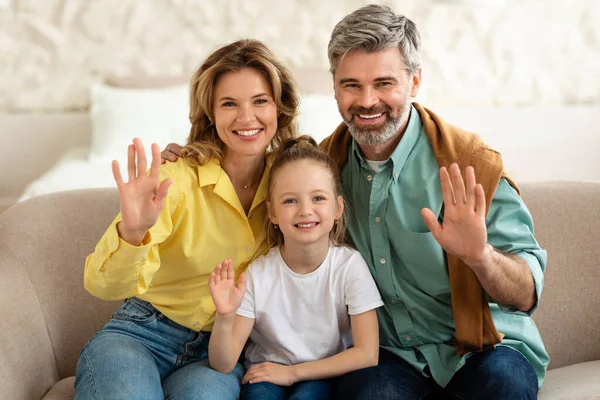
74, 39, 300, 400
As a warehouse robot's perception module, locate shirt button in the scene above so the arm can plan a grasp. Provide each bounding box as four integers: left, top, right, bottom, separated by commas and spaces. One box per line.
121, 249, 127, 254
394, 172, 399, 178
246, 247, 251, 252
375, 217, 381, 223
193, 321, 199, 327
380, 258, 386, 264
405, 335, 412, 341
367, 175, 373, 181
390, 299, 401, 305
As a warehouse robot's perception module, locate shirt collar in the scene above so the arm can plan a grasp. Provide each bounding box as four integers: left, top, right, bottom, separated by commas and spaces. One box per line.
197, 156, 271, 214
351, 105, 422, 182
388, 105, 422, 181
197, 158, 222, 188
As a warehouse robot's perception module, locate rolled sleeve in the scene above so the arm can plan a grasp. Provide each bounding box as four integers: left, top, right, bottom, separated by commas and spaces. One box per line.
486, 178, 548, 315
498, 250, 546, 315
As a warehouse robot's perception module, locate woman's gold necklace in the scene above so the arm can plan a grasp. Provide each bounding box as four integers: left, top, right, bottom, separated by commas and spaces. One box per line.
227, 164, 264, 191
231, 174, 261, 190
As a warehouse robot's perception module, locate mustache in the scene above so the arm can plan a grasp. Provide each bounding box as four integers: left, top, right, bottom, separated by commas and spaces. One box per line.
348, 104, 392, 116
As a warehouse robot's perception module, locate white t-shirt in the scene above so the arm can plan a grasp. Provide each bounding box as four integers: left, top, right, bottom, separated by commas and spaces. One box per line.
237, 245, 383, 368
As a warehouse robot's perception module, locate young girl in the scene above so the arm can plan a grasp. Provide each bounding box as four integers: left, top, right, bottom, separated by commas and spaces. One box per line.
208, 136, 383, 400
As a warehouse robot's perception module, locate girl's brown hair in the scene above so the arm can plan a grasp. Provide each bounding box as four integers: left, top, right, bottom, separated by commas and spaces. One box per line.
182, 39, 300, 166
267, 135, 346, 247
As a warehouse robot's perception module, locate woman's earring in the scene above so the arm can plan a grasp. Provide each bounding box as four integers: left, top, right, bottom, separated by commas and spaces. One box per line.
274, 224, 279, 230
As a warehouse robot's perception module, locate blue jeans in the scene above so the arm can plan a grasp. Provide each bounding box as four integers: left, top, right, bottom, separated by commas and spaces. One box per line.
334, 346, 538, 400
241, 380, 331, 400
74, 297, 244, 400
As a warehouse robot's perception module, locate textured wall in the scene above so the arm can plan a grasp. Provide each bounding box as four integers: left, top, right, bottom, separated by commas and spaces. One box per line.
1, 0, 599, 111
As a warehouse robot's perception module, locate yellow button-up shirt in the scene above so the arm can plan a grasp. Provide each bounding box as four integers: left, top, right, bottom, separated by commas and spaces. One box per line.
84, 157, 270, 331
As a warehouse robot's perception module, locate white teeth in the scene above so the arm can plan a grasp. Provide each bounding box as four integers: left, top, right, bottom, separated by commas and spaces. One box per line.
297, 222, 317, 228
358, 113, 383, 119
235, 129, 261, 136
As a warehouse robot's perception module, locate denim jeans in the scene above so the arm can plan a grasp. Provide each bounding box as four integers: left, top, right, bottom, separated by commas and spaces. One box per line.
74, 297, 244, 400
334, 346, 538, 400
241, 379, 331, 400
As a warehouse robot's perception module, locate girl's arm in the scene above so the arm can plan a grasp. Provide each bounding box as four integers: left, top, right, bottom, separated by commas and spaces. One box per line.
209, 313, 254, 373
207, 259, 255, 373
242, 309, 379, 385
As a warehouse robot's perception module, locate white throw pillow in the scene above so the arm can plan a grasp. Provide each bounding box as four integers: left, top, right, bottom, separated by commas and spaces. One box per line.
297, 94, 343, 144
89, 83, 191, 164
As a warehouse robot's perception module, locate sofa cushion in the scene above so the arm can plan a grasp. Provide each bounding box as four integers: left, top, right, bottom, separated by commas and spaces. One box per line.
521, 181, 600, 370
42, 377, 74, 400
538, 360, 600, 399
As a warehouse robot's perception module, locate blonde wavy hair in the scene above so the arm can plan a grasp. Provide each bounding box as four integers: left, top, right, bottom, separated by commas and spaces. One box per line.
266, 135, 347, 247
182, 39, 300, 166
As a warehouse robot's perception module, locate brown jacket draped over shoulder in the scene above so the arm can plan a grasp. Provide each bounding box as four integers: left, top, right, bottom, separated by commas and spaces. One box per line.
320, 102, 519, 356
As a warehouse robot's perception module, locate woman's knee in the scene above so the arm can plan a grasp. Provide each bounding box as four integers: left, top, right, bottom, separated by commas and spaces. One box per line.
75, 333, 163, 400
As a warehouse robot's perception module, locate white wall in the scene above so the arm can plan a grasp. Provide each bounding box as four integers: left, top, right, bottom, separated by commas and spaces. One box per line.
0, 0, 599, 111
1, 0, 598, 212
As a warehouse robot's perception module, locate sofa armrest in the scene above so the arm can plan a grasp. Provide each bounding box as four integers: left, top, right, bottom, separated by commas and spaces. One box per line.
0, 189, 122, 400
0, 244, 60, 400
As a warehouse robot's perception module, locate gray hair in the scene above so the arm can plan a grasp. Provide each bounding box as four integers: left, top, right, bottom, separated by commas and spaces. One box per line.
328, 4, 422, 75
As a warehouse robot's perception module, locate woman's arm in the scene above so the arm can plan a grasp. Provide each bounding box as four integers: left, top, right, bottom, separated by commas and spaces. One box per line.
84, 139, 178, 300
241, 309, 379, 386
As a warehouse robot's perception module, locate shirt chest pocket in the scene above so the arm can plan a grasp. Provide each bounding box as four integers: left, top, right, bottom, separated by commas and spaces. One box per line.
384, 181, 451, 296
387, 208, 450, 297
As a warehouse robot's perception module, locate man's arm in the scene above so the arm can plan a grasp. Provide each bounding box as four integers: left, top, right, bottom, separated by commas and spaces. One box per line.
466, 244, 536, 312
160, 143, 184, 163
476, 175, 547, 314
421, 164, 545, 313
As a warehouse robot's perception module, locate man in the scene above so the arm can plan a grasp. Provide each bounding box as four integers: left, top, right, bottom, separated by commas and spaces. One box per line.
320, 5, 547, 399
162, 5, 548, 398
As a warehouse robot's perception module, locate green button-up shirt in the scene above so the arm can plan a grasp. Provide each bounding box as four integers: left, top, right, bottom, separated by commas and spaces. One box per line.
340, 106, 549, 388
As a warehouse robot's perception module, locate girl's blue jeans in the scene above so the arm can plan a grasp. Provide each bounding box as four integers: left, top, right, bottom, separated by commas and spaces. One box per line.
241, 379, 331, 400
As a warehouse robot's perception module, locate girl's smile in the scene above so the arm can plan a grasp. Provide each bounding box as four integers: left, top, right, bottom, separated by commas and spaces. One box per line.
268, 159, 344, 249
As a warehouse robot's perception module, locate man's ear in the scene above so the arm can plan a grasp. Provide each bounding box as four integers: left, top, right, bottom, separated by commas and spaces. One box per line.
267, 201, 278, 225
410, 67, 422, 98
336, 195, 344, 219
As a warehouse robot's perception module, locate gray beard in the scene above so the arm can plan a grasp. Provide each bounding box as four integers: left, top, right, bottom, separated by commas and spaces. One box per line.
344, 101, 412, 146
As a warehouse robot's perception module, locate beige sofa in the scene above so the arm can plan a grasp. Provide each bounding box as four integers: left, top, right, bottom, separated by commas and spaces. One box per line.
0, 182, 599, 400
